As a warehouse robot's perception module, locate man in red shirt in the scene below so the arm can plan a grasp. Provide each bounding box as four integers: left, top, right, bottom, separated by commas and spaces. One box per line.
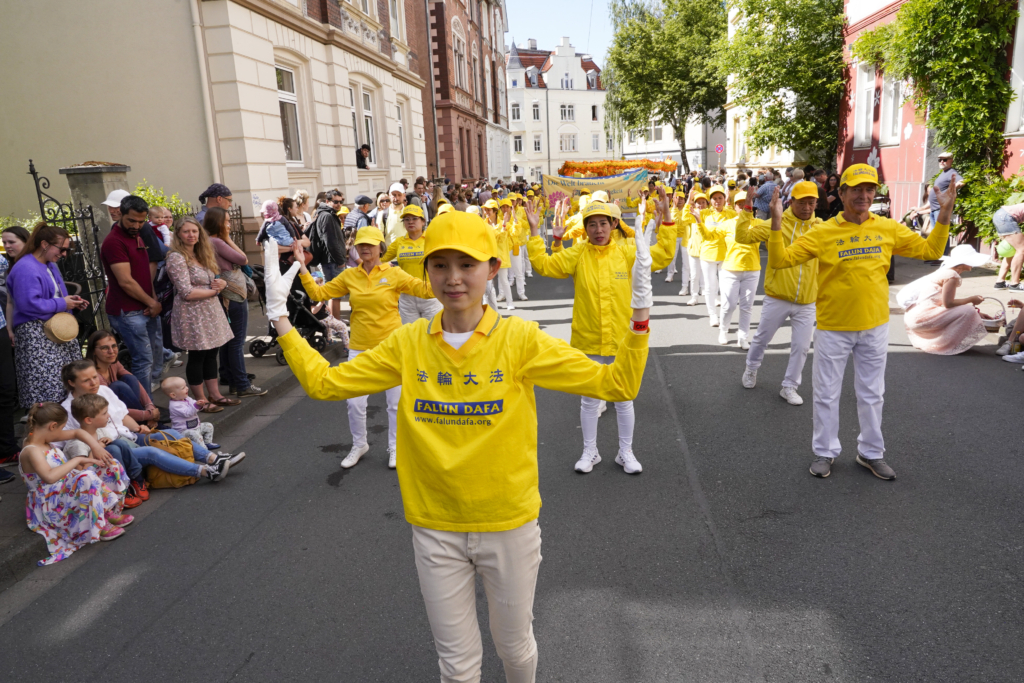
101, 195, 165, 392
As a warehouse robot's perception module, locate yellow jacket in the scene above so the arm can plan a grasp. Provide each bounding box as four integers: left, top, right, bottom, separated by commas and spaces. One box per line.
670, 206, 691, 245
735, 209, 819, 304
695, 215, 759, 272
278, 307, 649, 532
299, 266, 432, 350
527, 224, 676, 355
768, 214, 950, 331
490, 219, 512, 260
698, 207, 738, 261
513, 210, 530, 249
382, 235, 427, 280
684, 203, 702, 255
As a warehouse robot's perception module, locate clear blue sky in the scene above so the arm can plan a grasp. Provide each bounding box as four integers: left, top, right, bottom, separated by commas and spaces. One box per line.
505, 0, 613, 67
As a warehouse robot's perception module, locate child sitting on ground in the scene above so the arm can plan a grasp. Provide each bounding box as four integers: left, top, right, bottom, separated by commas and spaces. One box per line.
160, 377, 220, 450
19, 402, 134, 565
311, 277, 351, 346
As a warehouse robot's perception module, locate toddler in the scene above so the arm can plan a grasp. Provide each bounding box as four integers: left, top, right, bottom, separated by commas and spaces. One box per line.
312, 277, 351, 346
19, 402, 133, 565
161, 377, 220, 450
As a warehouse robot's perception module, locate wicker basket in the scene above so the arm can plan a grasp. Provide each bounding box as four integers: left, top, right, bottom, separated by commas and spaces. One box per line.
42, 312, 79, 344
979, 297, 1006, 333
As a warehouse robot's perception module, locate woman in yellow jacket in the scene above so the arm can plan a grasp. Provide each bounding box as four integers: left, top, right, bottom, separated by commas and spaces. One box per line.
527, 193, 674, 475
483, 199, 515, 311
685, 192, 709, 306
294, 226, 433, 470
265, 211, 652, 683
698, 185, 738, 327
506, 196, 530, 301
382, 204, 443, 324
665, 188, 693, 296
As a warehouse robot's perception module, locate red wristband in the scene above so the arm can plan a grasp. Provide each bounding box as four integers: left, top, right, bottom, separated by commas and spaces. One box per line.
661, 221, 675, 226
631, 319, 649, 333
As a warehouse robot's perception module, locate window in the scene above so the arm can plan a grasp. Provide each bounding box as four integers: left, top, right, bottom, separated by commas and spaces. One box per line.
854, 62, 875, 148
512, 79, 518, 87
653, 123, 662, 142
592, 133, 600, 151
396, 103, 406, 167
389, 0, 402, 40
533, 134, 542, 152
473, 55, 480, 101
628, 130, 636, 143
362, 90, 376, 164
607, 135, 614, 152
560, 72, 573, 89
560, 104, 575, 121
592, 105, 599, 121
559, 134, 577, 152
534, 167, 543, 180
514, 135, 523, 153
587, 72, 597, 89
349, 87, 359, 148
478, 134, 484, 180
532, 103, 540, 121
359, 0, 371, 14
453, 21, 467, 90
276, 66, 302, 163
880, 74, 903, 145
511, 102, 520, 121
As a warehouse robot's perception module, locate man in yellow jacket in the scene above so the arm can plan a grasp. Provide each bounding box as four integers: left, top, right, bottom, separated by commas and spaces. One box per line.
526, 193, 674, 475
733, 181, 820, 406
265, 209, 652, 683
382, 204, 443, 323
767, 164, 957, 480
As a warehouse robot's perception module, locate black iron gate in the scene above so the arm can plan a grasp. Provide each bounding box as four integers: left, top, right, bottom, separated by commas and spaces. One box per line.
28, 160, 108, 345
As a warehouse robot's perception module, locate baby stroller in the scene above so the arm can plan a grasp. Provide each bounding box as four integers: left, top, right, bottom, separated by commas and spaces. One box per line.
248, 263, 332, 366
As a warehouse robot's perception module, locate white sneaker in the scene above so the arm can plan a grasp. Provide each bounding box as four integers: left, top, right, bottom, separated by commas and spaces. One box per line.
679, 286, 689, 296
574, 448, 601, 473
519, 294, 529, 301
780, 386, 804, 405
527, 273, 534, 278
665, 274, 674, 283
615, 449, 642, 474
741, 367, 757, 389
738, 337, 750, 350
341, 444, 369, 469
598, 400, 607, 417
996, 340, 1012, 356
496, 293, 505, 302
1003, 351, 1024, 363
687, 296, 699, 306
718, 330, 729, 345
388, 446, 397, 469
714, 298, 721, 307
505, 304, 516, 311
710, 315, 720, 327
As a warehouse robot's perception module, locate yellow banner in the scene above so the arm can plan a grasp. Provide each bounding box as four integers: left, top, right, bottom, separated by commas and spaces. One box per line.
541, 169, 649, 205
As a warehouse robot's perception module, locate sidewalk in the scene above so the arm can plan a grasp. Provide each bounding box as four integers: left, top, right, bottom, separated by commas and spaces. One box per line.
0, 300, 349, 593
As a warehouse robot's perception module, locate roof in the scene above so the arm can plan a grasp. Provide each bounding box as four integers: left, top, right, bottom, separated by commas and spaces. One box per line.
505, 44, 603, 90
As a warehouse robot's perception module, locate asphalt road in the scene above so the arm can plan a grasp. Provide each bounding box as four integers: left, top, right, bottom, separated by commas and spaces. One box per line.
2, 254, 1023, 682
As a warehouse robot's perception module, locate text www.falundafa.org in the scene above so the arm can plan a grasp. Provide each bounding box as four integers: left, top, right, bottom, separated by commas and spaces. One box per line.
412, 399, 503, 427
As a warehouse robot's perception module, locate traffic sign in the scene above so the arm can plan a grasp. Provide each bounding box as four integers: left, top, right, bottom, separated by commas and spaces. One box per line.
715, 144, 724, 154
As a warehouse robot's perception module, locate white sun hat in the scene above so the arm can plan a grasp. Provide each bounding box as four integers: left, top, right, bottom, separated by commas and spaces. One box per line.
102, 189, 130, 207
940, 244, 992, 269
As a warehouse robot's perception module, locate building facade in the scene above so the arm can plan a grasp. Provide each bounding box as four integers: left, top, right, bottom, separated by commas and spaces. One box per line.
505, 38, 618, 183
416, 0, 510, 185
620, 118, 727, 177
1, 0, 429, 254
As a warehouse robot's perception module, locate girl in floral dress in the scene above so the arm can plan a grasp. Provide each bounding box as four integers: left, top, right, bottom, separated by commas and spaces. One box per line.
19, 402, 133, 565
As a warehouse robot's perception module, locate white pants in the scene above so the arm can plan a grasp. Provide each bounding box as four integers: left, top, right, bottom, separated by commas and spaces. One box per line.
811, 324, 888, 461
492, 269, 513, 307
665, 238, 688, 283
687, 252, 703, 296
522, 249, 532, 276
485, 280, 498, 309
719, 270, 759, 340
579, 354, 635, 452
399, 293, 443, 325
509, 251, 526, 298
346, 348, 401, 450
700, 260, 723, 317
745, 295, 816, 388
181, 423, 215, 448
412, 520, 542, 683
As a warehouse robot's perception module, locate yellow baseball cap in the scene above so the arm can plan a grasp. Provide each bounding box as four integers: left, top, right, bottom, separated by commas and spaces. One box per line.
436, 196, 451, 206
608, 203, 622, 221
708, 185, 727, 199
581, 201, 614, 221
692, 193, 708, 203
665, 186, 674, 194
508, 192, 521, 200
400, 204, 424, 219
734, 191, 747, 203
336, 206, 350, 216
499, 198, 513, 207
437, 203, 454, 214
423, 211, 499, 261
531, 184, 540, 190
483, 199, 499, 210
791, 181, 820, 200
840, 163, 879, 187
728, 179, 737, 188
353, 226, 386, 246
592, 190, 609, 202
526, 190, 535, 197
579, 188, 591, 196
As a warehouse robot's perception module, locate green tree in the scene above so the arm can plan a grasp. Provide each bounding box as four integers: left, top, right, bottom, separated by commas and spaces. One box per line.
605, 0, 728, 173
718, 0, 846, 167
133, 180, 193, 217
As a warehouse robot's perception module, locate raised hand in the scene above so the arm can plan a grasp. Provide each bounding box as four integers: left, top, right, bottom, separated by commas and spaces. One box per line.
769, 186, 783, 220
524, 201, 541, 236
264, 237, 300, 322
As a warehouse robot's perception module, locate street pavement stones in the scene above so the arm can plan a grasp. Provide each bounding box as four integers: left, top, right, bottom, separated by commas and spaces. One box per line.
0, 255, 1022, 681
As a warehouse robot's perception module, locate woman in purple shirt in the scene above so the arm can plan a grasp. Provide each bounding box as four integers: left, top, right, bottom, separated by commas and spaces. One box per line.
7, 223, 90, 407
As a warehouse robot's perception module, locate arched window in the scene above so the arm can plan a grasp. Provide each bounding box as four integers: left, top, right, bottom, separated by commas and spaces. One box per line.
452, 18, 467, 90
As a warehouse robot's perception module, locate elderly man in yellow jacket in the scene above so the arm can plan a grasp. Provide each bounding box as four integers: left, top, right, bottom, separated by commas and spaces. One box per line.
768, 164, 957, 480
265, 210, 652, 683
527, 192, 675, 475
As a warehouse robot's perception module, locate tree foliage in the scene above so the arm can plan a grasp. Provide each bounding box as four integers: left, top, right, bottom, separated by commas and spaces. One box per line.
132, 179, 193, 217
718, 0, 846, 167
605, 0, 727, 172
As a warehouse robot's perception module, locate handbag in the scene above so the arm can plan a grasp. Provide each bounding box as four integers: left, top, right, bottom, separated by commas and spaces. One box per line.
143, 430, 198, 488
43, 311, 79, 344
220, 268, 248, 303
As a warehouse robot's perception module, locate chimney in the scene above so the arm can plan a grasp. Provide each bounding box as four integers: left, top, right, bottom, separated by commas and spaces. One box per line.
528, 38, 537, 50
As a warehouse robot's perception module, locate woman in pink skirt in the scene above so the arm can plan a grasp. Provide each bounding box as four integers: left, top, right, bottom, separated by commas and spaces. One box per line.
903, 245, 991, 355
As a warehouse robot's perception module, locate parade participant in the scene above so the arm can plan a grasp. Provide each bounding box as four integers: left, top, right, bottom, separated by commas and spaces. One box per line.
698, 186, 738, 326
767, 164, 956, 480
518, 192, 535, 279
293, 226, 434, 470
734, 182, 821, 405
527, 191, 673, 475
685, 191, 709, 306
483, 199, 515, 311
508, 195, 529, 300
264, 207, 652, 683
382, 204, 443, 324
665, 188, 690, 293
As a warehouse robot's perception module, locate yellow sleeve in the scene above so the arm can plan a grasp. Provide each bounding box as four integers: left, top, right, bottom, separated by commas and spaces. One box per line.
695, 219, 722, 242
894, 221, 950, 260
734, 211, 771, 245
767, 229, 818, 269
563, 224, 587, 241
649, 222, 678, 271
393, 267, 434, 299
527, 236, 578, 278
300, 270, 349, 301
382, 240, 400, 262
519, 325, 650, 402
551, 239, 565, 252
278, 328, 402, 401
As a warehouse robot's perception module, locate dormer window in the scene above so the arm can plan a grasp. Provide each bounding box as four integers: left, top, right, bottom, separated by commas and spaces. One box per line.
587, 71, 597, 89
560, 72, 573, 89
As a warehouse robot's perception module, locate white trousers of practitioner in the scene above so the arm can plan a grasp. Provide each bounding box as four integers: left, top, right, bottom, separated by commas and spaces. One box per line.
412, 520, 542, 683
745, 295, 816, 389
493, 269, 513, 306
522, 249, 533, 276
579, 354, 635, 452
719, 270, 759, 340
509, 251, 526, 298
665, 238, 688, 282
398, 293, 443, 325
700, 260, 723, 317
346, 348, 400, 450
812, 324, 889, 461
687, 252, 703, 296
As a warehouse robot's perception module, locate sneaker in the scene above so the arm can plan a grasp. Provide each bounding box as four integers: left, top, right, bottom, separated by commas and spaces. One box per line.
994, 281, 1007, 290
574, 448, 601, 473
615, 449, 643, 474
341, 444, 369, 469
1002, 351, 1024, 364
780, 386, 804, 405
123, 486, 144, 508
1008, 283, 1024, 291
809, 456, 833, 478
527, 272, 534, 278
505, 304, 516, 311
687, 296, 699, 306
131, 480, 150, 502
105, 512, 134, 528
496, 293, 506, 302
738, 338, 750, 350
665, 274, 674, 283
235, 384, 268, 397
202, 459, 231, 482
679, 286, 689, 296
714, 298, 721, 307
388, 446, 397, 469
228, 452, 246, 469
856, 454, 896, 480
0, 451, 19, 466
173, 358, 184, 368
598, 400, 607, 417
161, 352, 181, 377
741, 367, 757, 389
519, 294, 529, 301
206, 442, 221, 450
710, 315, 720, 327
208, 452, 231, 468
151, 381, 162, 394
99, 525, 126, 542
718, 330, 729, 345
996, 340, 1012, 356
0, 469, 15, 485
